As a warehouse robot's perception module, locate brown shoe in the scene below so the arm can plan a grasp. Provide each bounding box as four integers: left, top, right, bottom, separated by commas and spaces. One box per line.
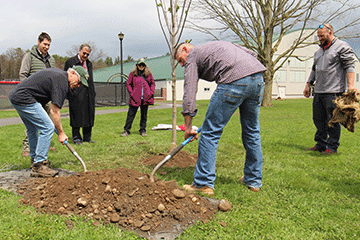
31, 159, 51, 166
49, 146, 57, 151
239, 176, 260, 192
22, 151, 30, 157
183, 184, 214, 196
30, 162, 58, 177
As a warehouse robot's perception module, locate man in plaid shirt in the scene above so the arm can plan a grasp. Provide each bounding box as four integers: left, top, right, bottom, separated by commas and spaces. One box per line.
175, 41, 267, 195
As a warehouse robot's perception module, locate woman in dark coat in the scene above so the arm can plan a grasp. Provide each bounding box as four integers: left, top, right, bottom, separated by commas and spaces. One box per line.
64, 44, 96, 144
121, 58, 155, 137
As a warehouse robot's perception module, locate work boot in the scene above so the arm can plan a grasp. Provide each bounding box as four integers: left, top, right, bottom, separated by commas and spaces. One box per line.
30, 161, 58, 178
239, 176, 260, 192
31, 159, 51, 167
183, 184, 214, 196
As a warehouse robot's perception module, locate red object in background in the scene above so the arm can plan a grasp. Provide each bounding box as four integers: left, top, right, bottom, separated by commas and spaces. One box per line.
0, 81, 20, 84
178, 124, 186, 131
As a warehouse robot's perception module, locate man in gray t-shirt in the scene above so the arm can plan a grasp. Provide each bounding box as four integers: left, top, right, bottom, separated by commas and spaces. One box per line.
303, 23, 357, 155
9, 67, 88, 177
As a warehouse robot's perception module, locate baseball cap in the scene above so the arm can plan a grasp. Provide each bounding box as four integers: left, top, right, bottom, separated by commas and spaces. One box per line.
137, 58, 146, 65
72, 65, 89, 87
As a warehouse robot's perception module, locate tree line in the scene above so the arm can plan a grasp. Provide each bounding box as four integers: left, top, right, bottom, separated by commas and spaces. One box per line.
0, 44, 134, 80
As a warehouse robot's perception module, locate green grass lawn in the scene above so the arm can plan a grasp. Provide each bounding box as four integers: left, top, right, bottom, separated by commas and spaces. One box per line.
1, 99, 359, 239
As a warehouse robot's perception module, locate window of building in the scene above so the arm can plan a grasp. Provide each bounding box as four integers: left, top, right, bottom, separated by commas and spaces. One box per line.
274, 70, 287, 83
289, 57, 306, 68
290, 71, 306, 83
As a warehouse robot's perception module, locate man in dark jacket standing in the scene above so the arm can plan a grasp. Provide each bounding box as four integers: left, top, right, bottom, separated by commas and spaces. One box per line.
64, 44, 96, 145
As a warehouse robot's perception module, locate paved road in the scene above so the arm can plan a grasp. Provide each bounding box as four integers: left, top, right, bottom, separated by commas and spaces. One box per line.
0, 102, 179, 127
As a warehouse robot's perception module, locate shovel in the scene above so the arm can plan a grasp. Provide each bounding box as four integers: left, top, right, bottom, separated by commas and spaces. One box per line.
150, 126, 202, 182
63, 139, 87, 172
55, 129, 87, 172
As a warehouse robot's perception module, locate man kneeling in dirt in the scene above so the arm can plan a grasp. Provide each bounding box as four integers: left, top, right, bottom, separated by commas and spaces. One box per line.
9, 66, 88, 177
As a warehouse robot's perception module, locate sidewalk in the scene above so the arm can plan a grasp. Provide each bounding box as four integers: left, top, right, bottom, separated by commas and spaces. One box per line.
0, 102, 180, 127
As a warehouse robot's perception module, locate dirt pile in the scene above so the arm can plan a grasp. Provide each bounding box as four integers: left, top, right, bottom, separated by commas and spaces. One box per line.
141, 151, 198, 168
17, 152, 220, 239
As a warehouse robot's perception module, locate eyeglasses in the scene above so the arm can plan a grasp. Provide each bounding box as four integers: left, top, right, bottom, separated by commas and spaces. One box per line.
82, 52, 90, 56
318, 24, 331, 30
138, 64, 146, 67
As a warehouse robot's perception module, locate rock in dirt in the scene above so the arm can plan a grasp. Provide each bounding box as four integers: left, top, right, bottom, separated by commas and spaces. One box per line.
110, 213, 121, 223
172, 188, 186, 199
157, 203, 165, 212
141, 225, 151, 231
218, 199, 231, 212
77, 198, 88, 207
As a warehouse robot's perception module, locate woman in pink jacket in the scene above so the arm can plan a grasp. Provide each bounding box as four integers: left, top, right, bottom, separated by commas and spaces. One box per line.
121, 58, 155, 137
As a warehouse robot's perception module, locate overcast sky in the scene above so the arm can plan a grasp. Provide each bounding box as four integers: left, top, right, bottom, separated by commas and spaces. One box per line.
0, 0, 209, 61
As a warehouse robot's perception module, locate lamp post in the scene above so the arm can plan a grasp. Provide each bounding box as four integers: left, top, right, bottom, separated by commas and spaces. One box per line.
118, 32, 125, 105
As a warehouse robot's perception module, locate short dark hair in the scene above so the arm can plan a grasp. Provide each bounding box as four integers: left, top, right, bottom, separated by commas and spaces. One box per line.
38, 32, 51, 43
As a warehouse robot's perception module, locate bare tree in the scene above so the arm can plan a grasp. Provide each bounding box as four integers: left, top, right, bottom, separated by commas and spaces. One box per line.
0, 48, 26, 79
156, 0, 192, 149
66, 41, 107, 63
190, 0, 360, 107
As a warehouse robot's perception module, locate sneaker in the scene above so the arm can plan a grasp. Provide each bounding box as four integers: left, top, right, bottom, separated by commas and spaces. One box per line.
22, 151, 30, 157
141, 132, 147, 137
183, 184, 214, 196
321, 149, 337, 155
305, 146, 322, 152
84, 140, 96, 143
121, 131, 129, 137
31, 159, 51, 167
73, 139, 83, 145
239, 176, 260, 192
30, 161, 58, 177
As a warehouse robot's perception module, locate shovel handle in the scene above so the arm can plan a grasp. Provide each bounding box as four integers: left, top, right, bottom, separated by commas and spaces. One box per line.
64, 140, 87, 172
150, 127, 202, 182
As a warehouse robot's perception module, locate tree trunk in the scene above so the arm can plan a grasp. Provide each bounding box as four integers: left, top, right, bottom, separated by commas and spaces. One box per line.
262, 70, 273, 107
170, 57, 177, 151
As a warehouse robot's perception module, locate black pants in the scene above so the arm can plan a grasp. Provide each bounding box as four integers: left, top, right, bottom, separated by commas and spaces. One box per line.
72, 127, 92, 142
312, 93, 342, 151
123, 104, 149, 134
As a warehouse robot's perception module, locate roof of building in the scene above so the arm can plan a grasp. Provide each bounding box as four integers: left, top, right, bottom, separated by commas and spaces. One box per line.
93, 54, 185, 83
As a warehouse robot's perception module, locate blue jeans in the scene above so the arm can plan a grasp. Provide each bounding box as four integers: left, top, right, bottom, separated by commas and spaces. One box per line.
193, 72, 265, 189
12, 102, 54, 163
312, 93, 342, 152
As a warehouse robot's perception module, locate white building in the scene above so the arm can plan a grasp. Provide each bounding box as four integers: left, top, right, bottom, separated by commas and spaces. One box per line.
94, 29, 360, 101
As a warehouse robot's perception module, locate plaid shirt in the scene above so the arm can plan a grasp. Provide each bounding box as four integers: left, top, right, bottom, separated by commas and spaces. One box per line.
182, 41, 266, 115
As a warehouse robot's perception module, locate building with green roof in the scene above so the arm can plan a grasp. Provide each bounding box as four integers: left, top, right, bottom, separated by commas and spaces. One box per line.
93, 29, 360, 102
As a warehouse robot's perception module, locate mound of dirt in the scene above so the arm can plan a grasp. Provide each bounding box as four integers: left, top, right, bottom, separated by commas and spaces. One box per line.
17, 167, 218, 239
142, 151, 198, 168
